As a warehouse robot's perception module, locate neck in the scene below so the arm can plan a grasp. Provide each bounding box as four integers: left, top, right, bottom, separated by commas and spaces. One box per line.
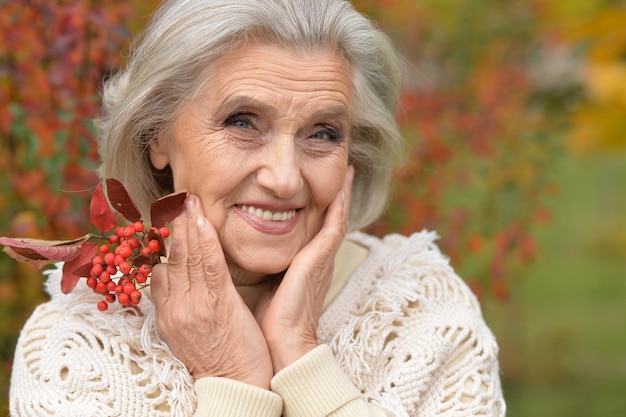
236, 275, 282, 312
229, 265, 283, 312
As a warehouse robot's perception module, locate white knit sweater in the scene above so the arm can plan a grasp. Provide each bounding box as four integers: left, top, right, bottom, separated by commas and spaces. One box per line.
10, 231, 506, 416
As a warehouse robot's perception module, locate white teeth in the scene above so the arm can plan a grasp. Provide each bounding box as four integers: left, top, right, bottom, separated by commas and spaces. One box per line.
240, 205, 296, 221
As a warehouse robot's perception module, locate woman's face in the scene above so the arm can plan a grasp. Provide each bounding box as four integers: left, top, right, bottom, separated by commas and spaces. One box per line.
150, 43, 352, 285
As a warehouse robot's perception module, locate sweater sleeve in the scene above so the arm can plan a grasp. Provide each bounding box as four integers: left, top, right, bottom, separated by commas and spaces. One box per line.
271, 345, 388, 417
193, 377, 283, 417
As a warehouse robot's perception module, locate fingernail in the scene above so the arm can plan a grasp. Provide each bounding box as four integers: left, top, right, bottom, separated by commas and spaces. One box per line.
345, 166, 354, 186
197, 215, 206, 229
186, 195, 196, 210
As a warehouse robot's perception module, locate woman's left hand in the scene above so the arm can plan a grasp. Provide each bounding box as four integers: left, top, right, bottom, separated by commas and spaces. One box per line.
255, 166, 354, 373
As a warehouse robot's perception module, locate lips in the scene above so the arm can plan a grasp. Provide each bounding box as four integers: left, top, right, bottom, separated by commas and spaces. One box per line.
234, 204, 301, 235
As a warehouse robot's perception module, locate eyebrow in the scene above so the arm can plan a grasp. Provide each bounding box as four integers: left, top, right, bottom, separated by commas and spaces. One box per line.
219, 95, 350, 122
219, 96, 278, 117
309, 106, 350, 123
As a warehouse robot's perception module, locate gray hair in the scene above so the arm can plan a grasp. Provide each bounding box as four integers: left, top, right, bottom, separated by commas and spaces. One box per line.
96, 0, 405, 231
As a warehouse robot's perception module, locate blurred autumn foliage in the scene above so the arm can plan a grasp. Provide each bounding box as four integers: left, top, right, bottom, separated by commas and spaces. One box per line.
361, 0, 568, 300
0, 0, 624, 411
565, 6, 626, 153
358, 0, 626, 299
0, 0, 159, 409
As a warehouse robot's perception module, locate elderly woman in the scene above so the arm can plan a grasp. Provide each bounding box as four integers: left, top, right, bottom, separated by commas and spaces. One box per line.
10, 0, 505, 416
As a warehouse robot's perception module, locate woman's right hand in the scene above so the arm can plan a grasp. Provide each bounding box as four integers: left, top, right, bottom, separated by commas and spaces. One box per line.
150, 195, 274, 389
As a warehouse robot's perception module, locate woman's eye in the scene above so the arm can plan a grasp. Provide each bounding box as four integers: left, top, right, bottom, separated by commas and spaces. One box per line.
310, 125, 340, 142
224, 114, 253, 129
233, 120, 249, 128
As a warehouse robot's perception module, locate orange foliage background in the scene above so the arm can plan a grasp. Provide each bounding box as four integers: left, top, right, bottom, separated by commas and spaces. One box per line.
1, 0, 622, 411
0, 0, 150, 409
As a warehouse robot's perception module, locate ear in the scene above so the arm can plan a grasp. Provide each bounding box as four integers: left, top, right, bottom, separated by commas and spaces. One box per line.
149, 138, 170, 170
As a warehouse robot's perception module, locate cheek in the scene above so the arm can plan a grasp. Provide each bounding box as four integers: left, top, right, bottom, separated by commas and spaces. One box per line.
168, 140, 243, 193
307, 158, 348, 209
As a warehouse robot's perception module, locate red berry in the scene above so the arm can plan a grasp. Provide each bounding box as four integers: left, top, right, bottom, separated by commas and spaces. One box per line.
128, 237, 141, 249
92, 255, 104, 266
90, 263, 104, 278
119, 246, 133, 259
99, 271, 111, 283
148, 239, 160, 253
105, 293, 116, 303
114, 285, 124, 294
106, 281, 116, 292
118, 293, 130, 306
109, 234, 120, 244
124, 226, 136, 237
106, 264, 118, 275
97, 301, 109, 311
130, 290, 142, 305
104, 252, 116, 266
135, 273, 147, 284
98, 244, 109, 254
139, 264, 151, 275
95, 281, 107, 294
141, 247, 151, 257
133, 221, 145, 233
123, 283, 136, 295
159, 226, 170, 238
86, 277, 97, 289
119, 261, 132, 275
114, 254, 125, 266
116, 241, 132, 254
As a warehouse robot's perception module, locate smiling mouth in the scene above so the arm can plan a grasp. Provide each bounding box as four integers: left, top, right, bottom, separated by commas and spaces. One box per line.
239, 205, 297, 221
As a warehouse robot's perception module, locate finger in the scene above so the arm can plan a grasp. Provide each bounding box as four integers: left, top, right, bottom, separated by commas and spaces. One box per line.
150, 262, 169, 307
283, 166, 354, 291
183, 195, 206, 287
151, 204, 189, 306
335, 165, 354, 233
185, 195, 230, 292
314, 165, 354, 249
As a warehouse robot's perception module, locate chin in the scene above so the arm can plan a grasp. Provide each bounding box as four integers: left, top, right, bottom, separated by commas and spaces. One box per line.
226, 250, 296, 283
225, 232, 313, 279
246, 256, 293, 275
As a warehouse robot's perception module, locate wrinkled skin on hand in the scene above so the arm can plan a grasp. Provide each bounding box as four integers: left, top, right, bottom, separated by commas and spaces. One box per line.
150, 168, 353, 389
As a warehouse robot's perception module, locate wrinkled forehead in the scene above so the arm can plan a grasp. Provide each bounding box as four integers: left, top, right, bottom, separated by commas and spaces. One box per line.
190, 39, 353, 101
190, 43, 354, 117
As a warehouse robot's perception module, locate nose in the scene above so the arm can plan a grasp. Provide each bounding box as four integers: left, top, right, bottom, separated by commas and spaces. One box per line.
255, 136, 303, 198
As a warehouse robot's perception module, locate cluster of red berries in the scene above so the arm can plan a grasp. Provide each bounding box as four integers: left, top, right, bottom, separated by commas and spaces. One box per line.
85, 220, 170, 311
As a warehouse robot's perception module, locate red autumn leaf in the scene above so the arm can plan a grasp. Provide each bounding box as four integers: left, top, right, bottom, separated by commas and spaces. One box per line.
2, 247, 51, 270
150, 191, 187, 228
132, 254, 155, 268
0, 234, 93, 268
90, 183, 116, 232
106, 178, 141, 223
61, 242, 98, 294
